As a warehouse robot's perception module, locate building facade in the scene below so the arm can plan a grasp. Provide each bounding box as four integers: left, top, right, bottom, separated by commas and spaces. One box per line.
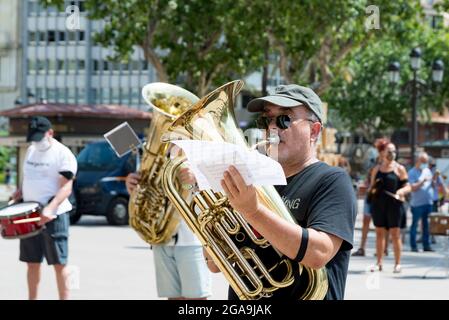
0, 0, 22, 113
20, 0, 156, 109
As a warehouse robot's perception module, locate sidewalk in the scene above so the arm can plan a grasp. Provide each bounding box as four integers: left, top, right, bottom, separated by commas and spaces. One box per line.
0, 183, 13, 206
349, 199, 449, 299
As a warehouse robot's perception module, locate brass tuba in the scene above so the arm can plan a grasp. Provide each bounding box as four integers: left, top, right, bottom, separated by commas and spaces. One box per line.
161, 80, 328, 299
128, 82, 199, 245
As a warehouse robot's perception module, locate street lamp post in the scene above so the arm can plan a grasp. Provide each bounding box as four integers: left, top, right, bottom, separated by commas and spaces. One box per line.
409, 48, 421, 166
388, 48, 444, 165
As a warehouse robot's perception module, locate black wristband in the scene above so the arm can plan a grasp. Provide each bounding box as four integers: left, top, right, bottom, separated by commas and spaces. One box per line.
294, 227, 309, 262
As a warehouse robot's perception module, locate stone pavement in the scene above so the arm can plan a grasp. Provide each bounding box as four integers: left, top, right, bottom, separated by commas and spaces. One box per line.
0, 198, 448, 300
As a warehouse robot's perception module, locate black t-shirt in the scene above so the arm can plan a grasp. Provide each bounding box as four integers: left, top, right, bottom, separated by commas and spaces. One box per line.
228, 161, 357, 300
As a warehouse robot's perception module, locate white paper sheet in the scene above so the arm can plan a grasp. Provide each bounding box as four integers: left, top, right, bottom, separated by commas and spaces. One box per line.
172, 140, 286, 192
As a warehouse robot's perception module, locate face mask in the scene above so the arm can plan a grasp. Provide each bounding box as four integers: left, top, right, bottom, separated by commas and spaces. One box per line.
32, 137, 51, 151
419, 163, 428, 170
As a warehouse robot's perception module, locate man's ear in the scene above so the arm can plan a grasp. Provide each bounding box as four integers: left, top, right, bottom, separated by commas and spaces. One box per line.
48, 128, 54, 137
310, 122, 322, 143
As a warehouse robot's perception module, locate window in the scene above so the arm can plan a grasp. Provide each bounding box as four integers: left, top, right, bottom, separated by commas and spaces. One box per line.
68, 32, 77, 42
131, 88, 140, 104
36, 87, 44, 100
93, 60, 99, 72
57, 60, 65, 72
391, 129, 410, 145
27, 59, 35, 73
28, 1, 37, 15
79, 1, 86, 12
426, 14, 443, 29
113, 62, 121, 71
48, 31, 56, 42
28, 31, 36, 43
47, 5, 57, 15
59, 31, 66, 41
47, 88, 56, 101
75, 88, 85, 103
91, 88, 97, 101
102, 88, 110, 102
68, 60, 77, 72
68, 88, 75, 99
54, 88, 63, 102
131, 60, 140, 71
77, 142, 120, 171
78, 59, 85, 70
48, 59, 56, 72
112, 88, 120, 103
36, 59, 45, 73
125, 153, 136, 173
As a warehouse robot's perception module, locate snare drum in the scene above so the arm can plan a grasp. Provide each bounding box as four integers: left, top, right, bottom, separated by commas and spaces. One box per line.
0, 202, 43, 239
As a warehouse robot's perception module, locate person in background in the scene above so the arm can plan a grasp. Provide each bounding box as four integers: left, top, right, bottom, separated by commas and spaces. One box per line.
352, 157, 385, 257
4, 167, 11, 190
429, 158, 447, 212
12, 116, 77, 300
125, 145, 211, 300
369, 140, 411, 273
408, 152, 436, 252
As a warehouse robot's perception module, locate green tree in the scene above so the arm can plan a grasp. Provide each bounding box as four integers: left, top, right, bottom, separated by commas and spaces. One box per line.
43, 0, 265, 96
325, 22, 449, 139
258, 0, 428, 95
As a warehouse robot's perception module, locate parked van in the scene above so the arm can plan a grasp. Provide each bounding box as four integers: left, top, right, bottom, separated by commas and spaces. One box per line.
70, 141, 136, 225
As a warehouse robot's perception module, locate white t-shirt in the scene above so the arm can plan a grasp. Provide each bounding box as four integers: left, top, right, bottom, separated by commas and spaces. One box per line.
162, 199, 202, 247
22, 138, 77, 215
174, 217, 202, 246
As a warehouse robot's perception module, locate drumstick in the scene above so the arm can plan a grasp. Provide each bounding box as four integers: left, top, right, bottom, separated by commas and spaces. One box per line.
384, 190, 405, 202
12, 217, 41, 224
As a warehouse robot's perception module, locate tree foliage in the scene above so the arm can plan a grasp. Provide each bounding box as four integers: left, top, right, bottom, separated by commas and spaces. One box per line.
42, 0, 266, 96
41, 0, 449, 136
325, 14, 449, 139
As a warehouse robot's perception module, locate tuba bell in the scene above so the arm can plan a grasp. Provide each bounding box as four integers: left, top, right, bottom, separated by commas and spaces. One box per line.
128, 82, 199, 245
161, 80, 328, 299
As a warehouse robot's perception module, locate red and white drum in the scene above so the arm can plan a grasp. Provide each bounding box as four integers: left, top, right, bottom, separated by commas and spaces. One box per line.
0, 202, 43, 239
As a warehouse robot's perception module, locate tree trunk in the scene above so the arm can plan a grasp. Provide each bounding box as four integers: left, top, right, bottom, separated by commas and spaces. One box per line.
142, 46, 168, 83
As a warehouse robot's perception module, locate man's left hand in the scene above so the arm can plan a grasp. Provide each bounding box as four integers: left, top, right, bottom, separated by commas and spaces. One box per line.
221, 165, 260, 218
38, 206, 56, 226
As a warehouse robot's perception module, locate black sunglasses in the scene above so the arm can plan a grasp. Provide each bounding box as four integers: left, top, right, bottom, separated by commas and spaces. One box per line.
255, 115, 314, 130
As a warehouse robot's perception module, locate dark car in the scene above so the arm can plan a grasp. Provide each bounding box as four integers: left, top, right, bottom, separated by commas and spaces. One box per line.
70, 140, 136, 225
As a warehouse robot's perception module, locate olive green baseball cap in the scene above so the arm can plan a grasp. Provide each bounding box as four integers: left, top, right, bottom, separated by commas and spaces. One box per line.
247, 84, 323, 123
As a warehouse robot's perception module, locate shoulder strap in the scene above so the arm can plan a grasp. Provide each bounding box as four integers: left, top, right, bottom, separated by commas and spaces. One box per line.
393, 161, 404, 179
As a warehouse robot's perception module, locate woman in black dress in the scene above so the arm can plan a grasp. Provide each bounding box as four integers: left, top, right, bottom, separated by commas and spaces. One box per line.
369, 140, 411, 273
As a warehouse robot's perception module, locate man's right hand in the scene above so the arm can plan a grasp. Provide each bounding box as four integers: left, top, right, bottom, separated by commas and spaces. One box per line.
126, 172, 141, 194
178, 167, 196, 187
10, 189, 22, 203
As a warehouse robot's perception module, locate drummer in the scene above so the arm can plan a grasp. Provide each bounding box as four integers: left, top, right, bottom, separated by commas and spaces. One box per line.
10, 116, 77, 300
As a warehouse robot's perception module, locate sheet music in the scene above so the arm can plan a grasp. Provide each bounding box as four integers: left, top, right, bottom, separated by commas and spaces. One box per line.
172, 140, 286, 192
103, 122, 141, 158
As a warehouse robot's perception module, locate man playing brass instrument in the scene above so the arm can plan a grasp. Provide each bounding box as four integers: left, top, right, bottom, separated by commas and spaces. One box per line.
125, 147, 211, 300
208, 85, 357, 300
